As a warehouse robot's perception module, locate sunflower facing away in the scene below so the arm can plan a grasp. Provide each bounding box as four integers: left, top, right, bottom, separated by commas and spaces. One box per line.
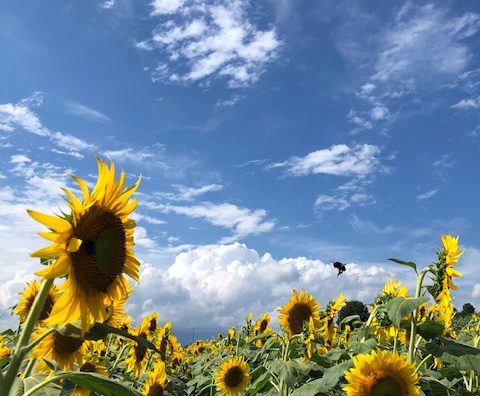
143, 360, 168, 396
125, 321, 151, 377
14, 280, 59, 325
30, 329, 88, 373
215, 356, 250, 396
28, 159, 141, 334
278, 289, 321, 337
343, 350, 420, 396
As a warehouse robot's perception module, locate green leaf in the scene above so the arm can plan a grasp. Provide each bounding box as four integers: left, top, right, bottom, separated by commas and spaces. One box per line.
417, 321, 445, 340
291, 360, 353, 395
339, 315, 361, 326
58, 372, 142, 396
388, 258, 417, 273
267, 360, 302, 388
245, 370, 271, 396
426, 338, 480, 358
385, 296, 429, 327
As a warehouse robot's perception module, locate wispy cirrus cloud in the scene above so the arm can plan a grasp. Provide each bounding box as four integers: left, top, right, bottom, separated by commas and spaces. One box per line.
64, 101, 110, 123
416, 189, 439, 201
137, 0, 282, 88
343, 3, 480, 133
0, 93, 97, 158
155, 183, 224, 201
146, 201, 275, 243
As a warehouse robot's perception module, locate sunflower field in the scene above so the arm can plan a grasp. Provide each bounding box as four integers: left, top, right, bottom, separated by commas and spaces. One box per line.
0, 159, 478, 396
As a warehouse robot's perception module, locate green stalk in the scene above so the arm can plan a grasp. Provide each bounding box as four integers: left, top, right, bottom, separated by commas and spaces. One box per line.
109, 344, 129, 377
22, 358, 36, 378
408, 267, 429, 363
0, 278, 54, 396
22, 372, 69, 396
413, 354, 432, 375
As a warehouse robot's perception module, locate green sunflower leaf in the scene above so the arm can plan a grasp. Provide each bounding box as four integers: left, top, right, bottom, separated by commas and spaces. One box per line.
387, 258, 417, 273
385, 296, 430, 327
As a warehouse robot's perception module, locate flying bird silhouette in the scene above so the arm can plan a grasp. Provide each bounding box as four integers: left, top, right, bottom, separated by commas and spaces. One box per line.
332, 261, 347, 277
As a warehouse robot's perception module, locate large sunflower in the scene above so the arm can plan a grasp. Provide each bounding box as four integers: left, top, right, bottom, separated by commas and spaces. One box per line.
278, 290, 321, 337
343, 350, 420, 396
30, 329, 88, 373
215, 356, 250, 396
28, 159, 140, 334
143, 360, 168, 396
253, 314, 272, 348
14, 280, 59, 325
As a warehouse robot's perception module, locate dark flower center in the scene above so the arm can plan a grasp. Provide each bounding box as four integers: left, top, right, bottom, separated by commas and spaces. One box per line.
80, 362, 97, 373
288, 303, 312, 334
371, 376, 404, 396
72, 206, 126, 293
260, 319, 268, 332
147, 384, 164, 396
134, 333, 147, 362
54, 332, 84, 357
224, 366, 244, 388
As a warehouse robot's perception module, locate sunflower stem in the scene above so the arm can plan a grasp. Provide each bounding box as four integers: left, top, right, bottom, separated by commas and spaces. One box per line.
413, 354, 431, 375
22, 373, 68, 396
408, 267, 430, 363
110, 343, 128, 377
0, 278, 54, 396
22, 358, 36, 378
23, 327, 55, 353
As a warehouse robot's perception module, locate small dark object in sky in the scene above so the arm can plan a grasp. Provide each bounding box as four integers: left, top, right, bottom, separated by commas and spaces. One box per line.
332, 261, 346, 277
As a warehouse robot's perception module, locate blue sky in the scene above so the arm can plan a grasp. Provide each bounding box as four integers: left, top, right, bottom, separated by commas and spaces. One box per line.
0, 0, 479, 331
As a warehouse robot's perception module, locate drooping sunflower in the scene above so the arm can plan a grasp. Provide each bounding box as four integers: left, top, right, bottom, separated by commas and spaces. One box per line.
28, 159, 141, 334
215, 356, 250, 396
343, 350, 420, 396
14, 280, 59, 325
278, 289, 321, 337
30, 329, 88, 373
125, 321, 151, 377
71, 355, 108, 396
321, 294, 346, 349
142, 311, 159, 335
143, 360, 168, 396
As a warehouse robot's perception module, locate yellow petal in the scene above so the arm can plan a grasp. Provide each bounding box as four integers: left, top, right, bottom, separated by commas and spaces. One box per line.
31, 244, 65, 258
67, 237, 83, 252
27, 210, 72, 233
35, 255, 71, 279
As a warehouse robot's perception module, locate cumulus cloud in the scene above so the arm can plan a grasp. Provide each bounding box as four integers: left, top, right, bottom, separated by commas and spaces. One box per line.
130, 243, 393, 328
270, 144, 382, 177
137, 0, 282, 87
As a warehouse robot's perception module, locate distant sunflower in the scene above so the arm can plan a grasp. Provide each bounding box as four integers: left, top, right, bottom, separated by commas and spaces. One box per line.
215, 356, 250, 396
14, 280, 59, 325
278, 290, 321, 337
71, 355, 108, 396
343, 350, 420, 396
28, 159, 141, 334
0, 336, 11, 358
142, 312, 159, 335
30, 329, 88, 373
143, 360, 168, 396
253, 314, 272, 348
321, 294, 346, 349
125, 322, 151, 377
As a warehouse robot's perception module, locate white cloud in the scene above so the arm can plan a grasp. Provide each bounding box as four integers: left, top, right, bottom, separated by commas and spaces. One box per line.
374, 4, 480, 81
138, 0, 282, 87
314, 195, 350, 211
370, 105, 390, 121
416, 189, 439, 201
433, 154, 455, 169
130, 243, 393, 328
156, 183, 224, 201
151, 0, 185, 15
100, 0, 115, 9
451, 97, 480, 110
270, 144, 382, 177
150, 201, 275, 242
350, 214, 395, 234
64, 101, 110, 123
0, 93, 97, 158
